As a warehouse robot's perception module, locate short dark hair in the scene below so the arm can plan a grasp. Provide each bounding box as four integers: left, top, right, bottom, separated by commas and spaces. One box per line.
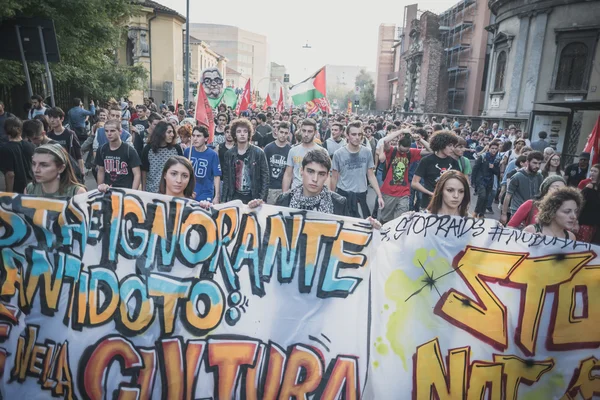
72, 98, 82, 107
257, 113, 267, 122
433, 124, 443, 132
230, 118, 254, 142
515, 155, 527, 168
192, 125, 209, 139
301, 118, 317, 130
538, 131, 548, 139
489, 139, 501, 148
332, 122, 344, 131
136, 104, 148, 112
302, 149, 331, 172
23, 119, 43, 140
148, 112, 163, 124
527, 151, 543, 162
31, 95, 43, 102
386, 124, 396, 132
266, 112, 273, 118
278, 121, 290, 130
346, 121, 363, 135
4, 117, 23, 139
46, 107, 65, 119
430, 131, 459, 152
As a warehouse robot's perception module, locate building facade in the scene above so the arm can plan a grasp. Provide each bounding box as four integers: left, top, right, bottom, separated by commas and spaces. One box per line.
269, 62, 287, 103
440, 0, 492, 115
118, 0, 186, 106
483, 0, 600, 155
326, 65, 374, 92
375, 24, 397, 111
189, 23, 268, 92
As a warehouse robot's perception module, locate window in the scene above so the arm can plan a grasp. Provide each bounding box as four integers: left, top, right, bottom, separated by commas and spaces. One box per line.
555, 42, 588, 90
493, 51, 506, 92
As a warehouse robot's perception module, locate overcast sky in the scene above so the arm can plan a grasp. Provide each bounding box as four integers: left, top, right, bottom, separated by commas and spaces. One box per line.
160, 0, 459, 84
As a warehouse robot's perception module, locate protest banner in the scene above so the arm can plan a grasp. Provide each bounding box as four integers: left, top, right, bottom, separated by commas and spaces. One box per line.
0, 190, 598, 399
367, 213, 599, 399
0, 190, 375, 399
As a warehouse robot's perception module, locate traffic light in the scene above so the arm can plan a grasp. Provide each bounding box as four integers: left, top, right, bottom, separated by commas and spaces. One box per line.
354, 99, 360, 107
284, 74, 290, 83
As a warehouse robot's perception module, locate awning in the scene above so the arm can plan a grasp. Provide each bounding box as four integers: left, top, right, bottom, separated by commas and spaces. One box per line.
535, 100, 600, 112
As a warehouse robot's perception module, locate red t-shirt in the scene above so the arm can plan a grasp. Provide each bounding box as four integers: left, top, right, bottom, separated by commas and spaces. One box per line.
578, 178, 592, 190
381, 148, 421, 197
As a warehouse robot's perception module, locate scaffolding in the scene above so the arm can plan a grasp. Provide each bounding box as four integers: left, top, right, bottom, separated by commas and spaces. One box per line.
439, 0, 476, 114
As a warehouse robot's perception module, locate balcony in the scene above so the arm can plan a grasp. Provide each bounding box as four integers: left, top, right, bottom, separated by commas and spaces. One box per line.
445, 43, 471, 53
447, 65, 469, 73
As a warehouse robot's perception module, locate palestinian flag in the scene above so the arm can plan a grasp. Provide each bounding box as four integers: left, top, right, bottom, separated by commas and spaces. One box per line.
289, 67, 326, 106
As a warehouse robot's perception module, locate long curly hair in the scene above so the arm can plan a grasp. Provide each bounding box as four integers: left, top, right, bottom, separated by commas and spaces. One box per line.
536, 187, 583, 226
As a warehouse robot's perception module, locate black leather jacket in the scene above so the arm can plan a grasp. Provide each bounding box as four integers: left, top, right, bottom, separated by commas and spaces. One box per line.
222, 144, 269, 202
276, 191, 350, 216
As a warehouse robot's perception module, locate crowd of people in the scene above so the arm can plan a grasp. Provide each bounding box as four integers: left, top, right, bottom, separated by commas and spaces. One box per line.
0, 94, 598, 244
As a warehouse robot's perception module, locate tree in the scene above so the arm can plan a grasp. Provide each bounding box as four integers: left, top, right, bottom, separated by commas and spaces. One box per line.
327, 85, 354, 112
0, 0, 147, 100
355, 69, 375, 111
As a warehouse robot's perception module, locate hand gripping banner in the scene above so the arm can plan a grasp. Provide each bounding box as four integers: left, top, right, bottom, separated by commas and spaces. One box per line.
0, 190, 599, 399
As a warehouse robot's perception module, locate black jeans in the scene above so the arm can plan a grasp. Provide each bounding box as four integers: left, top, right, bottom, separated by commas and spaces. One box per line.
475, 185, 493, 216
337, 188, 370, 219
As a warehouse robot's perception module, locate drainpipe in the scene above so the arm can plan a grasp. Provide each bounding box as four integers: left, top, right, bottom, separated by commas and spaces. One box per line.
148, 12, 158, 98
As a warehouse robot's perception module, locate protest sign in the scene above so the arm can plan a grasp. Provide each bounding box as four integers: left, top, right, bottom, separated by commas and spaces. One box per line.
0, 190, 598, 399
0, 190, 375, 399
367, 213, 599, 399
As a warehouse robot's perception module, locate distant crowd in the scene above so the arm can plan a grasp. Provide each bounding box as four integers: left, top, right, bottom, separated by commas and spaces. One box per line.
0, 94, 597, 244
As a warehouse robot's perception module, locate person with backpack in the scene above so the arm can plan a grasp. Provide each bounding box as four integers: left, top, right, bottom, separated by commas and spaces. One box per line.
66, 98, 95, 144
378, 128, 431, 224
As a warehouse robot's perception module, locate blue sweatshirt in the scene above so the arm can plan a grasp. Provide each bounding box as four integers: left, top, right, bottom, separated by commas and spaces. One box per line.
67, 105, 96, 129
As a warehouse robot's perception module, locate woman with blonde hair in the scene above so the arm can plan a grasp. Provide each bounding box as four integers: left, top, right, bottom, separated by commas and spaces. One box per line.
524, 187, 582, 240
25, 143, 87, 197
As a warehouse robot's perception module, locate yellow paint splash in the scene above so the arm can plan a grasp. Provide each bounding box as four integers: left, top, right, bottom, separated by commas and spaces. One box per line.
373, 361, 380, 369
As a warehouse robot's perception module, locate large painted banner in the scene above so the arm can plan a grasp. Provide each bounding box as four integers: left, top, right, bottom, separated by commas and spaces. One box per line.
368, 213, 599, 399
0, 190, 598, 399
0, 190, 375, 399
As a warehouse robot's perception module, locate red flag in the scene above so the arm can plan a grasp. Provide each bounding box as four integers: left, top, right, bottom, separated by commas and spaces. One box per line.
276, 87, 284, 113
194, 84, 215, 144
262, 94, 273, 111
238, 79, 252, 113
584, 115, 600, 166
175, 99, 179, 111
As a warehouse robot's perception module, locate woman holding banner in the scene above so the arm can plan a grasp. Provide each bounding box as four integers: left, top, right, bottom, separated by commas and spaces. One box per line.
158, 156, 212, 211
523, 187, 581, 240
426, 170, 471, 217
25, 143, 87, 198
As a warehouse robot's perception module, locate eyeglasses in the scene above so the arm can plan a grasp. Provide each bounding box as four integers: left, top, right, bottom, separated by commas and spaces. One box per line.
203, 77, 223, 86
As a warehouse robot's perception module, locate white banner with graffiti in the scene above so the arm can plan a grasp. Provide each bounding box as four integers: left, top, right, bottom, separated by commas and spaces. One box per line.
367, 213, 599, 399
1, 190, 599, 398
0, 190, 376, 399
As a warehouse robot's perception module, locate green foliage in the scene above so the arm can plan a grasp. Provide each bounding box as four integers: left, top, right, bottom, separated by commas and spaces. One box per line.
356, 69, 375, 111
328, 86, 354, 112
0, 0, 147, 100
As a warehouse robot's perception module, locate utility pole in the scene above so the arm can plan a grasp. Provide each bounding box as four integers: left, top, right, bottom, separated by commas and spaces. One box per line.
184, 0, 190, 108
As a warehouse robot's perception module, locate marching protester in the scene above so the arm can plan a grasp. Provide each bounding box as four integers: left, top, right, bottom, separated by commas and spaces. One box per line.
213, 112, 229, 148
542, 152, 563, 178
411, 131, 460, 210
0, 117, 35, 193
141, 121, 183, 192
178, 125, 192, 152
426, 170, 471, 217
131, 105, 150, 154
25, 143, 87, 197
46, 107, 85, 174
507, 175, 566, 229
500, 151, 544, 225
282, 118, 328, 191
471, 139, 501, 218
323, 122, 346, 157
578, 162, 599, 189
217, 124, 234, 170
378, 128, 430, 224
93, 105, 133, 157
248, 150, 381, 229
183, 125, 221, 203
256, 113, 274, 147
0, 101, 14, 143
530, 131, 550, 152
577, 165, 600, 244
158, 156, 196, 199
221, 118, 269, 203
564, 152, 590, 187
331, 121, 384, 218
452, 136, 472, 178
28, 95, 47, 119
263, 121, 291, 204
96, 119, 142, 192
523, 187, 581, 240
66, 98, 95, 143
